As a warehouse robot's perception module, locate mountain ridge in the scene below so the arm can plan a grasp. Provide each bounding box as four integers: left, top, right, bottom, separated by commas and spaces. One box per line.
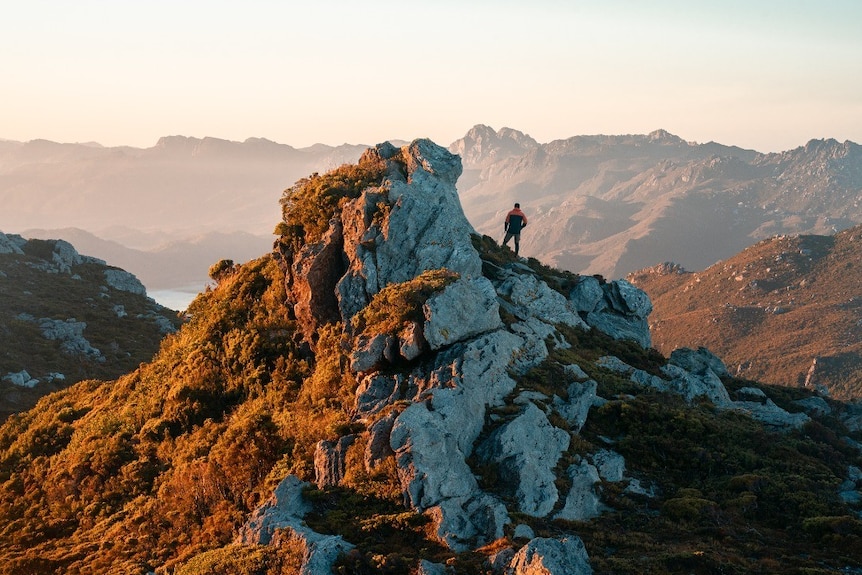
630, 223, 862, 400
0, 231, 181, 420
3, 126, 859, 303
3, 140, 862, 574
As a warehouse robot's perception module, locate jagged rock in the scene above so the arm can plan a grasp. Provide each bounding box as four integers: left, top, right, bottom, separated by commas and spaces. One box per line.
380, 140, 482, 285
591, 449, 626, 482
51, 239, 85, 272
141, 310, 178, 334
508, 536, 592, 575
555, 461, 605, 521
660, 362, 732, 407
625, 477, 659, 498
336, 191, 385, 322
291, 218, 345, 342
350, 333, 389, 373
514, 524, 536, 540
839, 466, 862, 505
515, 391, 550, 406
314, 435, 356, 488
430, 493, 510, 552
668, 347, 730, 378
104, 268, 146, 295
389, 329, 533, 550
552, 377, 597, 433
391, 400, 485, 507
568, 276, 606, 314
564, 363, 590, 381
598, 355, 732, 407
38, 318, 104, 360
498, 274, 587, 329
423, 277, 502, 349
365, 410, 398, 469
490, 547, 517, 572
571, 277, 652, 348
570, 278, 652, 348
736, 387, 768, 402
355, 373, 401, 415
607, 278, 652, 317
477, 403, 570, 517
417, 559, 448, 575
0, 232, 25, 255
336, 141, 483, 326
509, 329, 552, 376
732, 397, 811, 429
841, 403, 862, 433
399, 320, 426, 360
794, 396, 832, 417
510, 316, 568, 349
236, 475, 354, 575
2, 370, 39, 388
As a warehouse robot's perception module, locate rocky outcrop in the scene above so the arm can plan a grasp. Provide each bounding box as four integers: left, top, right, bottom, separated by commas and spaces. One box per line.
570, 276, 652, 348
598, 348, 811, 430
237, 475, 353, 575
38, 318, 104, 361
388, 329, 527, 550
422, 277, 501, 349
103, 268, 147, 295
498, 274, 587, 329
554, 450, 626, 524
598, 347, 732, 408
2, 370, 40, 388
477, 403, 570, 517
266, 138, 831, 573
314, 435, 356, 488
508, 537, 593, 575
333, 141, 483, 328
731, 387, 811, 429
0, 232, 25, 254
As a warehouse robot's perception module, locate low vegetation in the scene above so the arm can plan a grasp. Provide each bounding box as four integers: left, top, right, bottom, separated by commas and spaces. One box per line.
276, 153, 388, 252
2, 166, 862, 574
350, 268, 459, 337
0, 248, 181, 421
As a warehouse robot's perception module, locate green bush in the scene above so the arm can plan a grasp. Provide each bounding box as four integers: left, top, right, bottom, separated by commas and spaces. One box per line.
175, 543, 303, 575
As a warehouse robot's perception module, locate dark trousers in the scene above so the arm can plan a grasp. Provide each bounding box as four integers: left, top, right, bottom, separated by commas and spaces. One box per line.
503, 231, 521, 255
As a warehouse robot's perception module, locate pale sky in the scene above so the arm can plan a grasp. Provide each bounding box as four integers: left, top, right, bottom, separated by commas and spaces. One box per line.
2, 0, 860, 152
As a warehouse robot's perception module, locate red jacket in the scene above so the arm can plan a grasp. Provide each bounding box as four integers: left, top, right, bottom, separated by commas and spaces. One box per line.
505, 208, 528, 233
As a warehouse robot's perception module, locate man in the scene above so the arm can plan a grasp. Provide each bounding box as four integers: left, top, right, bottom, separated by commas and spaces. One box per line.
502, 202, 528, 256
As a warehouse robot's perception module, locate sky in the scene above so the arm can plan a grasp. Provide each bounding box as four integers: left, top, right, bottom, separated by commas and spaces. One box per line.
2, 0, 861, 153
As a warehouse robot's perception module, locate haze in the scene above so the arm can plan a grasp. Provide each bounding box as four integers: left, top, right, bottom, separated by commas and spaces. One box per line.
2, 0, 861, 153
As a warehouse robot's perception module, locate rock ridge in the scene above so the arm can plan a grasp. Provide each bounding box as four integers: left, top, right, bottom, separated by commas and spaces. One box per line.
238, 138, 812, 574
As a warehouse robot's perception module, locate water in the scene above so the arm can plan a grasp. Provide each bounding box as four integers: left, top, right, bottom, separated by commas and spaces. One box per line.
149, 283, 208, 311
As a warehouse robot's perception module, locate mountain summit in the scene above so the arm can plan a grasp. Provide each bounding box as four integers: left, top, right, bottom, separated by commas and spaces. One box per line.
2, 140, 862, 574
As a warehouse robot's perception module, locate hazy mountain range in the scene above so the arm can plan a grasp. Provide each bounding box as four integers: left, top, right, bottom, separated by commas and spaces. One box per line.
453, 125, 862, 278
4, 139, 862, 574
1, 127, 860, 305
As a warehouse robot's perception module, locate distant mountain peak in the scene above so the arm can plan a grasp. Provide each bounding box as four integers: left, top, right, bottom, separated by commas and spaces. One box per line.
647, 128, 686, 144
449, 124, 538, 166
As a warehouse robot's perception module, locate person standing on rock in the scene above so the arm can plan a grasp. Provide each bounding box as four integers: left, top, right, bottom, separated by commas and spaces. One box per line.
502, 202, 528, 256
